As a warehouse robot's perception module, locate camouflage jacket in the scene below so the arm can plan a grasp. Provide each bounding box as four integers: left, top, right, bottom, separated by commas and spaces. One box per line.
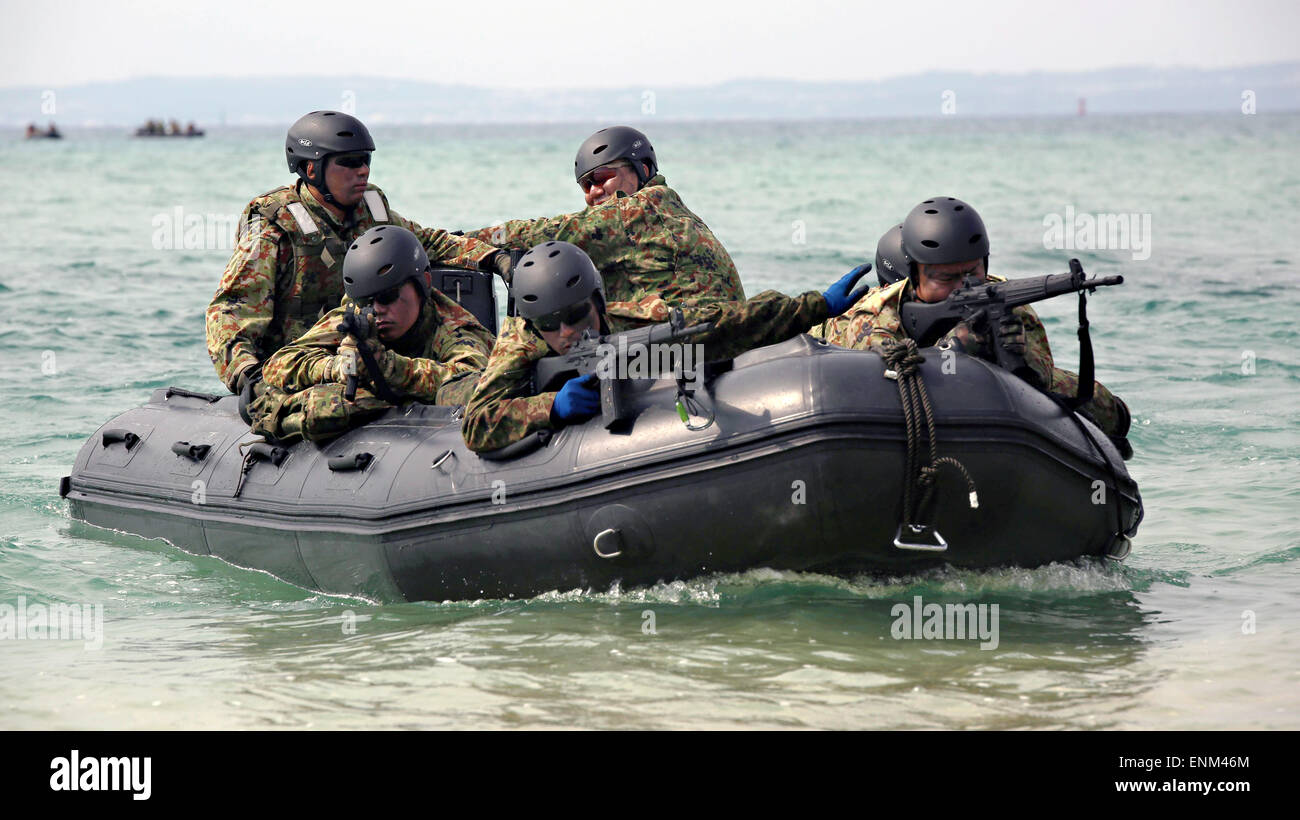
463, 175, 745, 325
461, 290, 828, 453
261, 288, 495, 408
206, 180, 498, 392
818, 276, 1130, 437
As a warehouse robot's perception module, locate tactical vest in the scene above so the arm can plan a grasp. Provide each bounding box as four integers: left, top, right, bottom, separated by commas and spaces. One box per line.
235, 184, 391, 353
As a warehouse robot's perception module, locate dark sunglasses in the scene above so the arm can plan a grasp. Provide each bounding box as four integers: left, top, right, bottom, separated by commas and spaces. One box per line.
332, 152, 372, 169
359, 285, 404, 308
532, 300, 593, 333
578, 162, 626, 192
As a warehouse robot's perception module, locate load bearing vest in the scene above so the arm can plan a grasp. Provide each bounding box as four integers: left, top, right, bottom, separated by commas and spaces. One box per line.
235, 186, 390, 340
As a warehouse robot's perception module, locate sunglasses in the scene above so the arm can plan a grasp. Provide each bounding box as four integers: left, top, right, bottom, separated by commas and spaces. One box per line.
532, 300, 594, 333
332, 152, 372, 169
359, 285, 404, 308
578, 162, 628, 192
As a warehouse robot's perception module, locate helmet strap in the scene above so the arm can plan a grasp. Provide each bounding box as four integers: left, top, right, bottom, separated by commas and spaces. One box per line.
593, 291, 610, 334
303, 158, 340, 206
632, 160, 650, 189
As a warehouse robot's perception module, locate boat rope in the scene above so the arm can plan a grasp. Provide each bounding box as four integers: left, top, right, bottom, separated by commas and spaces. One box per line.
881, 338, 979, 531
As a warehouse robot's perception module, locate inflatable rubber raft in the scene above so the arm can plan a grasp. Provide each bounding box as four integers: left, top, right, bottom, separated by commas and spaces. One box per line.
61, 335, 1142, 602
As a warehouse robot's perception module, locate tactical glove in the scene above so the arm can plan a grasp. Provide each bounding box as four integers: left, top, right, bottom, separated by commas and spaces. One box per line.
552, 373, 601, 422
822, 263, 874, 317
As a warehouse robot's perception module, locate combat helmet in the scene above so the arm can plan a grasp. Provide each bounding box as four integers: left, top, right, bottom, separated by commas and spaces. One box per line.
874, 224, 908, 286
285, 111, 376, 204
574, 126, 658, 188
900, 197, 990, 278
342, 225, 430, 303
510, 241, 605, 324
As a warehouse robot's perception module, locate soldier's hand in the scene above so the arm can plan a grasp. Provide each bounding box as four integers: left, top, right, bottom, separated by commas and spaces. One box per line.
336, 307, 378, 342
998, 315, 1027, 356
489, 250, 515, 286
330, 346, 360, 386
552, 373, 601, 422
822, 263, 874, 317
945, 320, 989, 357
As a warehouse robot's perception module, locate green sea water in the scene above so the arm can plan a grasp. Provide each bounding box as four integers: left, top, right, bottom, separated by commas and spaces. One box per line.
1, 115, 1297, 729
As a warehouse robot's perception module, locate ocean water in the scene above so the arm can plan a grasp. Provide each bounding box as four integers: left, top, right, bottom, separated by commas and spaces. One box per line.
1, 115, 1297, 729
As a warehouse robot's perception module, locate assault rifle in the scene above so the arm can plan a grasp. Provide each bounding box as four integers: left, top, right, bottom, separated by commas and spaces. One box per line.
338, 303, 402, 404
533, 308, 713, 429
900, 259, 1123, 385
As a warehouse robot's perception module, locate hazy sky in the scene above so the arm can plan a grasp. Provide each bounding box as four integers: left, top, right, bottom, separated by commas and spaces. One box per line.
3, 0, 1298, 89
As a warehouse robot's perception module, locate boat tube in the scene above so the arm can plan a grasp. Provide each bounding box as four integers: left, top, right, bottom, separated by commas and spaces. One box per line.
62, 335, 1142, 602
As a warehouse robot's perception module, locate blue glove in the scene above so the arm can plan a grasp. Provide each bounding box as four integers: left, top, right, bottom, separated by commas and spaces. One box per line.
822, 263, 874, 317
552, 373, 601, 422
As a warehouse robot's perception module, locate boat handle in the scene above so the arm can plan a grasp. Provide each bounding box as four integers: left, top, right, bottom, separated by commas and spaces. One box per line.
892, 523, 948, 552
593, 528, 624, 559
171, 441, 211, 461
328, 452, 373, 472
102, 429, 140, 450
245, 441, 289, 467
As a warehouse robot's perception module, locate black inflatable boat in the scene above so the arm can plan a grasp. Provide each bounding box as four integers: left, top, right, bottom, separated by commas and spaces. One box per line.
61, 334, 1142, 602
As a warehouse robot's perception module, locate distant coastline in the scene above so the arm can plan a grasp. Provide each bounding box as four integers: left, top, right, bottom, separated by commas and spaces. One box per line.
5, 62, 1297, 127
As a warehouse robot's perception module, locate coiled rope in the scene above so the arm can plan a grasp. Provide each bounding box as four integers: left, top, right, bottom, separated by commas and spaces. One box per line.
880, 338, 979, 530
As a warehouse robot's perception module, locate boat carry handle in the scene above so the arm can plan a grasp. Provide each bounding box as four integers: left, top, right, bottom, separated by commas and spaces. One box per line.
171, 441, 211, 461
164, 387, 223, 403
593, 528, 624, 559
477, 429, 551, 461
328, 452, 373, 472
245, 442, 288, 467
893, 523, 948, 552
102, 429, 140, 450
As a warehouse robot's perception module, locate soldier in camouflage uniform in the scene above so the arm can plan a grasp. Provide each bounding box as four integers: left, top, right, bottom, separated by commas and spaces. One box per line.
821, 198, 1133, 457
248, 226, 494, 444
206, 110, 508, 397
461, 126, 745, 326
461, 241, 872, 453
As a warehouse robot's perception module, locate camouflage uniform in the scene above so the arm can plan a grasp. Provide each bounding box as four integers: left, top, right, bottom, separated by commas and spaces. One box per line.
819, 276, 1130, 437
248, 289, 494, 443
206, 181, 498, 392
462, 290, 828, 453
463, 175, 745, 326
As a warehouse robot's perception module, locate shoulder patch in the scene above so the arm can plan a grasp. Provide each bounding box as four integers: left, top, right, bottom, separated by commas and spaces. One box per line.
363, 190, 388, 222
285, 202, 320, 237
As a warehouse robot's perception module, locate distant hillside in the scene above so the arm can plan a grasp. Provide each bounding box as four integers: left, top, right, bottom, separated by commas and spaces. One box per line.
5, 63, 1298, 126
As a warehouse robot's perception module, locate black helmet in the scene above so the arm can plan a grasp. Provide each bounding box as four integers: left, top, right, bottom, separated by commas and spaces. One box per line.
874, 224, 908, 286
574, 126, 658, 188
900, 197, 990, 275
342, 225, 430, 302
285, 111, 376, 202
510, 241, 604, 321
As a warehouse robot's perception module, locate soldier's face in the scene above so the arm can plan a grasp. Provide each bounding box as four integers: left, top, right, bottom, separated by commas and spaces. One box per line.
317, 154, 370, 208
372, 281, 422, 342
916, 258, 986, 303
538, 299, 600, 354
581, 161, 642, 207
